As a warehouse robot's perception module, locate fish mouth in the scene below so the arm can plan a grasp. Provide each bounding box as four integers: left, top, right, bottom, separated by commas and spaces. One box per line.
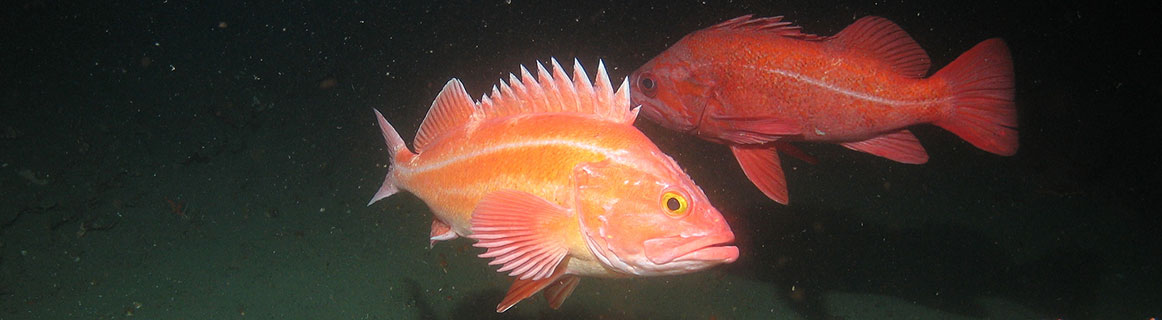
637, 103, 665, 123
643, 233, 738, 265
637, 102, 698, 133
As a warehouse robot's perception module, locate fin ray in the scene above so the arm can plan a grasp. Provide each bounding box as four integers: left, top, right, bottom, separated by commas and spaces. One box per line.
730, 144, 789, 204
368, 109, 411, 206
840, 129, 930, 164
709, 15, 824, 40
931, 38, 1018, 156
476, 59, 635, 124
429, 219, 457, 248
469, 190, 571, 281
827, 16, 932, 78
496, 266, 569, 313
413, 79, 477, 152
544, 275, 581, 310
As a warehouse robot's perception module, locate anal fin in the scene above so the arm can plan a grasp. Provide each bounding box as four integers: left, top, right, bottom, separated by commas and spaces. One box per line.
840, 129, 929, 164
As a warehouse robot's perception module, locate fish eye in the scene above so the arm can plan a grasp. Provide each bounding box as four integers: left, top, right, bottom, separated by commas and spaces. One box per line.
637, 73, 657, 97
661, 191, 689, 218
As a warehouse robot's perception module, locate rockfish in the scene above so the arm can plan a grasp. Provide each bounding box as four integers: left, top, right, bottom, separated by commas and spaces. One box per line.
368, 59, 738, 312
630, 15, 1017, 204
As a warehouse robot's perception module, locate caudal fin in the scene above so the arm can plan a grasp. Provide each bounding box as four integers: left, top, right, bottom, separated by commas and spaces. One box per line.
368, 109, 410, 206
932, 38, 1018, 156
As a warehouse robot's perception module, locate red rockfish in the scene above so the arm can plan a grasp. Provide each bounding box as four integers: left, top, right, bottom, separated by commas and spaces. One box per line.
368, 59, 738, 312
630, 15, 1017, 204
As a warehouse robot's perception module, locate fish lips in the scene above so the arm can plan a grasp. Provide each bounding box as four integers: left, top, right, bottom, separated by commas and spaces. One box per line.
642, 233, 739, 265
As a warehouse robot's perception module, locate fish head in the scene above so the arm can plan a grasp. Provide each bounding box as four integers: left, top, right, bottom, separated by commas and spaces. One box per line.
630, 45, 714, 135
572, 158, 738, 277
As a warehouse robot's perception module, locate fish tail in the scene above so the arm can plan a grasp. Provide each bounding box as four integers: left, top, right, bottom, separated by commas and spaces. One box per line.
368, 108, 411, 206
932, 38, 1019, 156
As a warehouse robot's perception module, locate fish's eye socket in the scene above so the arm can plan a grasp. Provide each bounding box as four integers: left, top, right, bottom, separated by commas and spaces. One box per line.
637, 73, 657, 97
661, 191, 689, 218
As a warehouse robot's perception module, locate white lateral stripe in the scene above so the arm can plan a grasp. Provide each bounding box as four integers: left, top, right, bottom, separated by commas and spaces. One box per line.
398, 138, 631, 176
747, 65, 947, 106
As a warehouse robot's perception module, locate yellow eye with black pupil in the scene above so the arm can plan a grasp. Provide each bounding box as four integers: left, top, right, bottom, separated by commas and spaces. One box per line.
661, 191, 689, 217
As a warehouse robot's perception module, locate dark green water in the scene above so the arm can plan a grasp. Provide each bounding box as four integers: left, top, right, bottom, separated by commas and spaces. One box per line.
2, 1, 1158, 319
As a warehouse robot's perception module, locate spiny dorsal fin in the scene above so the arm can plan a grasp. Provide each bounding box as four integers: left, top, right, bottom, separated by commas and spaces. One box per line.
708, 15, 824, 40
827, 16, 932, 78
413, 79, 478, 152
479, 58, 635, 125
413, 59, 635, 154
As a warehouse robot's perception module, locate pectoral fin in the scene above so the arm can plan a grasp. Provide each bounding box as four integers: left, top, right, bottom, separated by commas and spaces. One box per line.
730, 144, 789, 204
469, 190, 571, 281
840, 129, 929, 164
709, 112, 802, 145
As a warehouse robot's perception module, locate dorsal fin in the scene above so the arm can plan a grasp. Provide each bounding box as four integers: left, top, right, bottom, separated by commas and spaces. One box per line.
707, 15, 824, 40
479, 58, 635, 125
413, 79, 478, 152
412, 59, 635, 153
827, 16, 932, 78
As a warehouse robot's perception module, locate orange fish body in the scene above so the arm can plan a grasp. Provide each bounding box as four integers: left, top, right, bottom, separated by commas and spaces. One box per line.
369, 59, 738, 312
631, 15, 1017, 204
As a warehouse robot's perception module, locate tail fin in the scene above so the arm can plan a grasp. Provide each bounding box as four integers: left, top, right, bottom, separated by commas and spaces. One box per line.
368, 109, 410, 206
931, 38, 1018, 156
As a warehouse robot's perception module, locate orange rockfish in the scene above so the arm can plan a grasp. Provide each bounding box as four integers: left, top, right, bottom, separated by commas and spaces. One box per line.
630, 15, 1017, 204
368, 59, 738, 312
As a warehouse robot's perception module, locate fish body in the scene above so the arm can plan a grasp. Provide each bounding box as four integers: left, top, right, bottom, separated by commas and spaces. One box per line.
631, 15, 1017, 204
369, 59, 737, 312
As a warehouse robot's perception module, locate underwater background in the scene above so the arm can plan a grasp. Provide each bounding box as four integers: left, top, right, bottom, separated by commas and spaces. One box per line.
2, 0, 1159, 319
